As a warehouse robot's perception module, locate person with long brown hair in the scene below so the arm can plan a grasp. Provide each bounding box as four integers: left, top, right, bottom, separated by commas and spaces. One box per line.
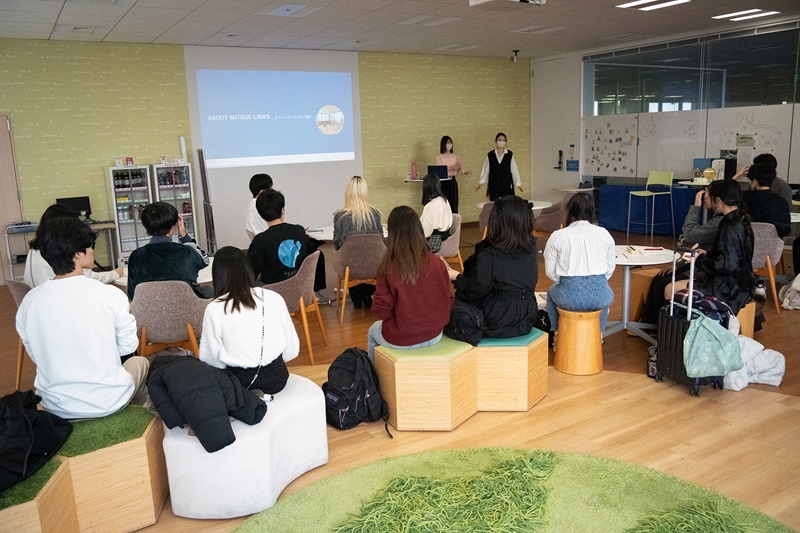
199, 246, 299, 393
446, 195, 538, 338
367, 206, 453, 361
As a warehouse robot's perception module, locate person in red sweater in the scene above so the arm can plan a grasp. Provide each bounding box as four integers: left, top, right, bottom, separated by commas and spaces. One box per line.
367, 206, 454, 361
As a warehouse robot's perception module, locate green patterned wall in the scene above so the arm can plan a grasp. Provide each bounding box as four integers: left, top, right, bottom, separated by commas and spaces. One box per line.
359, 53, 531, 222
0, 40, 190, 228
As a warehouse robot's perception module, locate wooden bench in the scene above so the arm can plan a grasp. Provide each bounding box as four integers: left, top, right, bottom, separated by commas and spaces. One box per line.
0, 458, 78, 533
474, 328, 548, 411
56, 406, 168, 532
375, 329, 549, 431
375, 337, 476, 431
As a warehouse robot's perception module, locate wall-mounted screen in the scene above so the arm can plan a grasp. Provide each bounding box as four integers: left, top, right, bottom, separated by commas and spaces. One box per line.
197, 69, 355, 169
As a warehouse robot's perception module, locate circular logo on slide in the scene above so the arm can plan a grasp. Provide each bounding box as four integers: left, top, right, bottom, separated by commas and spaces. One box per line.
278, 240, 302, 268
316, 105, 344, 136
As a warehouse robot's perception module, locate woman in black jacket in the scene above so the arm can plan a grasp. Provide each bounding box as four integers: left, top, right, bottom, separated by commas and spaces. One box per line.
666, 179, 754, 314
445, 195, 538, 338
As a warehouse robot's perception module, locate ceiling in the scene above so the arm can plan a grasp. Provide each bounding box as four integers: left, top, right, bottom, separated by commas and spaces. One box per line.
1, 0, 799, 59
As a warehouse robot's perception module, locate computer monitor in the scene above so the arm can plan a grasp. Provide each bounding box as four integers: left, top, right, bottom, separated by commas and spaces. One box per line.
427, 165, 448, 180
56, 196, 94, 223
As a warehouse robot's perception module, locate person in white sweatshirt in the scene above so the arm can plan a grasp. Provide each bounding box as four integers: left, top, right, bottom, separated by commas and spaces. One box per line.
419, 173, 453, 253
23, 204, 123, 288
199, 246, 299, 393
16, 217, 148, 419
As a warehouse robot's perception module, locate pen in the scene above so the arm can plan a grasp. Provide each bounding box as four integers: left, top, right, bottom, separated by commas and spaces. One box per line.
307, 229, 323, 233
644, 247, 663, 251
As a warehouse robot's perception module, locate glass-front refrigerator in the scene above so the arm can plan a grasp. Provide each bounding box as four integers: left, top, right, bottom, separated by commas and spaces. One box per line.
151, 163, 197, 242
107, 165, 152, 262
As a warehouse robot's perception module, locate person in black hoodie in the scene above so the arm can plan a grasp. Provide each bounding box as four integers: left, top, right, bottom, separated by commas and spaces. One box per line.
665, 179, 755, 315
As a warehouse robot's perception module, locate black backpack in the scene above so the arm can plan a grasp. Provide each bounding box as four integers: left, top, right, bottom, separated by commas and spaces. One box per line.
322, 348, 392, 438
444, 299, 485, 345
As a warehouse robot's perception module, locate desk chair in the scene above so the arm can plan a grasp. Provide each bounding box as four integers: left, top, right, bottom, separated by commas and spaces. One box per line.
435, 213, 464, 271
751, 222, 785, 314
7, 280, 31, 390
333, 234, 386, 324
627, 171, 675, 244
478, 202, 494, 240
264, 252, 327, 365
130, 281, 210, 357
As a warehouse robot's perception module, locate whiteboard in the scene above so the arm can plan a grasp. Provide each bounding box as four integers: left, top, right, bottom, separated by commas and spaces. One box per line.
637, 109, 706, 181
788, 104, 800, 184
706, 104, 792, 179
583, 114, 638, 178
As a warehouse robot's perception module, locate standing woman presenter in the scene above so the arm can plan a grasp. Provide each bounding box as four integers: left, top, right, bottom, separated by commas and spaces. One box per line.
435, 135, 470, 213
476, 132, 523, 201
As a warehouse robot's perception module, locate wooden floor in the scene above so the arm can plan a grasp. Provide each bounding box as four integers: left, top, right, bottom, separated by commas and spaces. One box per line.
2, 223, 798, 531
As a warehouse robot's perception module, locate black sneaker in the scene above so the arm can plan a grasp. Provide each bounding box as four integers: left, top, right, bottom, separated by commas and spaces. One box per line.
753, 281, 767, 302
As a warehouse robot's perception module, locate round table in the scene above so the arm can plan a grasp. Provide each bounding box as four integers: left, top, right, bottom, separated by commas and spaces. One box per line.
477, 200, 552, 212
604, 245, 679, 345
677, 180, 711, 188
306, 225, 387, 243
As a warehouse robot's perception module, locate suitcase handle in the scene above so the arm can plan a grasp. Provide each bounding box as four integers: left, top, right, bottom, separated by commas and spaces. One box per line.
670, 247, 698, 320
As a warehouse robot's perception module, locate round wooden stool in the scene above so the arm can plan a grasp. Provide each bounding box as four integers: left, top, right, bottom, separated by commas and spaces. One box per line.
553, 308, 603, 375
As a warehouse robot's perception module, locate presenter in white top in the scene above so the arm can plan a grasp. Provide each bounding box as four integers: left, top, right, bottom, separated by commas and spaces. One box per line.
544, 193, 616, 333
245, 173, 272, 240
476, 132, 523, 201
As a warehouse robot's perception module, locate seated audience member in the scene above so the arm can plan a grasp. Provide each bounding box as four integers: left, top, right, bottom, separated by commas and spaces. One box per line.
333, 175, 383, 308
446, 195, 538, 338
544, 193, 616, 333
641, 188, 720, 324
741, 163, 791, 238
24, 204, 123, 288
127, 201, 209, 300
733, 153, 792, 207
419, 173, 453, 254
368, 206, 453, 362
665, 179, 754, 315
199, 246, 299, 394
16, 217, 149, 419
245, 173, 272, 241
248, 189, 327, 293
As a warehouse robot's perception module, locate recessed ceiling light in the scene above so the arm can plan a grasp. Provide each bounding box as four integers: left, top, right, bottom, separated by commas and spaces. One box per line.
268, 4, 306, 16
730, 11, 780, 21
712, 9, 761, 19
616, 0, 658, 8
639, 0, 691, 12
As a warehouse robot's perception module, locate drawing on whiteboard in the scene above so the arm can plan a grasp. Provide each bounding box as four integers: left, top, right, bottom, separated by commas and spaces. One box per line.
639, 115, 659, 139
683, 119, 701, 140
711, 111, 782, 136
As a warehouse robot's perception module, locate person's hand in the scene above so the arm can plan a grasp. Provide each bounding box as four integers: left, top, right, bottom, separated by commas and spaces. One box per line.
114, 266, 125, 277
732, 165, 749, 181
176, 215, 187, 237
658, 266, 673, 276
517, 186, 524, 193
694, 190, 705, 207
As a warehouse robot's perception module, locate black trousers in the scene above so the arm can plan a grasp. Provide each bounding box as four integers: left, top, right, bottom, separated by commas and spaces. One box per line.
307, 238, 327, 292
641, 264, 689, 324
441, 178, 459, 214
226, 355, 289, 394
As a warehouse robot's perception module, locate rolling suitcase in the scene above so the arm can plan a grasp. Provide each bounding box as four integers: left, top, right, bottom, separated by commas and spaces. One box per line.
654, 247, 724, 396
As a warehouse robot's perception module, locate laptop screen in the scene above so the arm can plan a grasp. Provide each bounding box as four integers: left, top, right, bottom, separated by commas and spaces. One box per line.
427, 165, 448, 180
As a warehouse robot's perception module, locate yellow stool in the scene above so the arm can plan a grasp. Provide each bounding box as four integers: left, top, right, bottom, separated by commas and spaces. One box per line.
474, 328, 548, 411
554, 308, 603, 375
374, 337, 476, 431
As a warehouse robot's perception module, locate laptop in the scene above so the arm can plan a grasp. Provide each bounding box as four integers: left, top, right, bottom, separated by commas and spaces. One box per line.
427, 165, 449, 181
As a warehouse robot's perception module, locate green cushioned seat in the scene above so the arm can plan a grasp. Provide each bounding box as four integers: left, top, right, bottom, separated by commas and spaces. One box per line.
476, 328, 545, 347
378, 336, 473, 362
59, 405, 153, 457
0, 459, 61, 510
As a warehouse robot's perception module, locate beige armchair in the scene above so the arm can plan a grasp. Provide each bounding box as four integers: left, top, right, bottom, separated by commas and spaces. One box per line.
333, 234, 386, 324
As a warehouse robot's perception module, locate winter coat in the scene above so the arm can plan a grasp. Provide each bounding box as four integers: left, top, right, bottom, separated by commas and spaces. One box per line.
147, 356, 267, 453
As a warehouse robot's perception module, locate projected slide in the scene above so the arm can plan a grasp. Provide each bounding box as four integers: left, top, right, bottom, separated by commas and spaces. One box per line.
197, 70, 355, 168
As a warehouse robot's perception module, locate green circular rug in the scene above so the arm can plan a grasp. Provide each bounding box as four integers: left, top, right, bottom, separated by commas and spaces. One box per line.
236, 448, 795, 532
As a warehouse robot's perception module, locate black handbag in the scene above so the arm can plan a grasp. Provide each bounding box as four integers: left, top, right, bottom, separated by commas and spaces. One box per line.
444, 299, 485, 345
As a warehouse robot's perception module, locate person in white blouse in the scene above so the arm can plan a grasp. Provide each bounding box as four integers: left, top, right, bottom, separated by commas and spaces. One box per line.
476, 132, 523, 201
435, 135, 470, 213
544, 193, 616, 333
245, 173, 272, 241
199, 246, 299, 394
419, 173, 453, 253
24, 204, 123, 288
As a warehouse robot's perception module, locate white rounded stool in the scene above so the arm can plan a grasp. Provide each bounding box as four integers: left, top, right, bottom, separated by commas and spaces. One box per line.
162, 374, 329, 519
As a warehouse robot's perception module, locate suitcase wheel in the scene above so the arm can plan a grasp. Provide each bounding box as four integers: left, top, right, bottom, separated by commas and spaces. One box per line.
691, 383, 700, 396
655, 373, 664, 382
